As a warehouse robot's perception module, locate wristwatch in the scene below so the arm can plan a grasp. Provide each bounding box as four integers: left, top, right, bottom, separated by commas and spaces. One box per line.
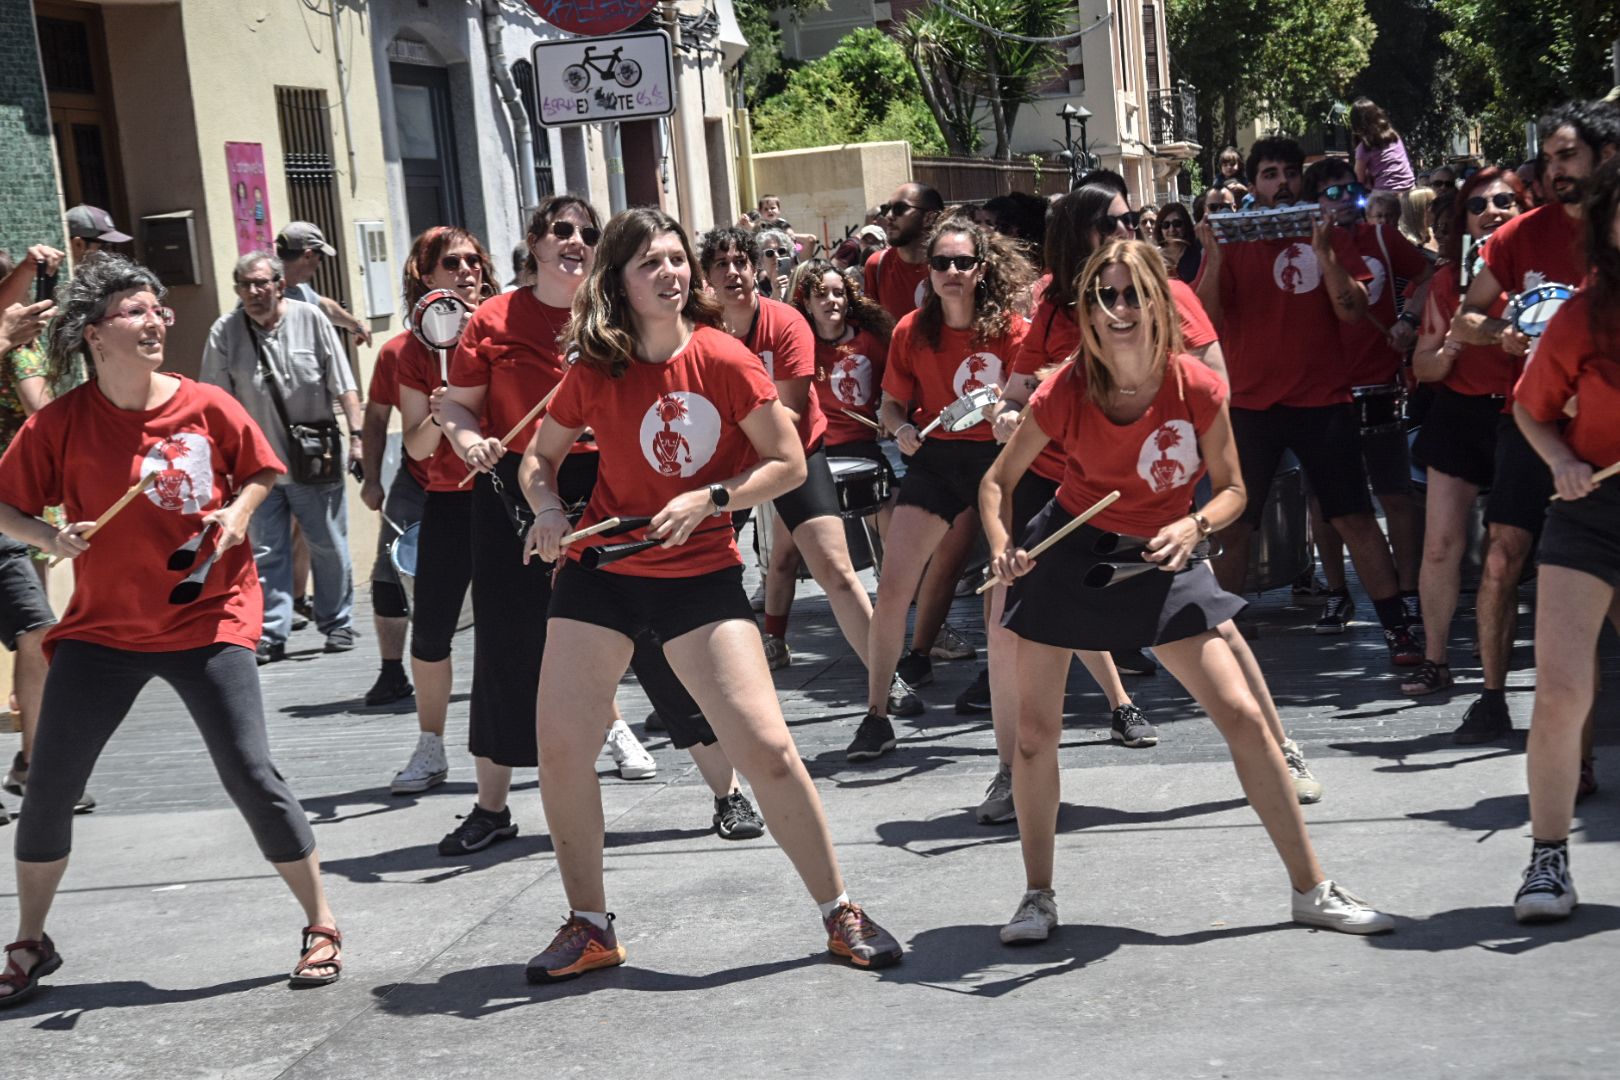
1190, 511, 1214, 536
707, 483, 731, 514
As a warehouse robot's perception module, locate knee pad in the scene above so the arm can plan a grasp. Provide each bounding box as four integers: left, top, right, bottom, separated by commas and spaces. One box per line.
372, 580, 410, 619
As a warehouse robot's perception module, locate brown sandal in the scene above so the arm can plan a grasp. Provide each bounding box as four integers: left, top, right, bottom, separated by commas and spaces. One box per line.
289, 925, 342, 987
0, 934, 63, 1008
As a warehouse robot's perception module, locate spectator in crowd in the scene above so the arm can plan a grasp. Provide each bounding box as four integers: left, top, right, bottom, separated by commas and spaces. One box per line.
1429, 188, 1457, 255
63, 205, 129, 267
831, 237, 863, 272
201, 252, 363, 664
1226, 181, 1252, 208
1429, 164, 1457, 190
508, 242, 533, 290
1153, 200, 1200, 282
1365, 191, 1403, 227
1198, 186, 1237, 218
1516, 159, 1547, 207
274, 223, 372, 346
756, 227, 795, 301
982, 192, 1050, 268
857, 224, 887, 257
1215, 145, 1245, 187
1400, 187, 1436, 251
1136, 205, 1158, 244
1351, 98, 1416, 193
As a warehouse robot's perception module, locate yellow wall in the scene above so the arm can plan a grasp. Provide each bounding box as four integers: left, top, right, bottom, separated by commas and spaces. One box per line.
752, 141, 912, 248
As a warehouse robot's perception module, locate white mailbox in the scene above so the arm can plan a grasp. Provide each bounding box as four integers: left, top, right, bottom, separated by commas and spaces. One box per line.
354, 220, 393, 320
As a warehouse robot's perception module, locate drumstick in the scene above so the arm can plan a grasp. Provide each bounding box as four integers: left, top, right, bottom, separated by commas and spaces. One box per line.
975, 489, 1122, 594
48, 472, 159, 568
457, 380, 566, 488
559, 517, 621, 545
916, 412, 946, 439
1550, 460, 1620, 501
840, 409, 883, 433
437, 347, 449, 387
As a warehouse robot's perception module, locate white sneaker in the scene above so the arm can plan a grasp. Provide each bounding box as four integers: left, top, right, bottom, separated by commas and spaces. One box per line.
1281, 738, 1323, 805
763, 634, 792, 671
1000, 888, 1058, 944
606, 718, 657, 780
391, 732, 449, 794
929, 623, 976, 661
1292, 880, 1394, 934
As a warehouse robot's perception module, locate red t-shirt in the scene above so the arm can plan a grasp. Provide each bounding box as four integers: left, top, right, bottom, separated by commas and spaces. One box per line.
545, 325, 778, 578
449, 287, 572, 456
814, 328, 888, 447
1340, 223, 1433, 387
1422, 264, 1518, 400
1217, 231, 1373, 409
395, 328, 474, 492
884, 312, 1027, 443
371, 331, 432, 489
1013, 286, 1218, 480
1515, 290, 1620, 469
0, 377, 285, 659
742, 297, 827, 450
1027, 355, 1228, 537
1481, 203, 1588, 411
864, 248, 932, 322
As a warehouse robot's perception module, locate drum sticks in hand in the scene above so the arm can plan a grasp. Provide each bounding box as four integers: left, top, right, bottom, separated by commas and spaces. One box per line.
976, 489, 1122, 594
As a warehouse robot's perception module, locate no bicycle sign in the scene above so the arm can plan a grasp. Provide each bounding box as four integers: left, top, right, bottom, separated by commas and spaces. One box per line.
532, 31, 676, 127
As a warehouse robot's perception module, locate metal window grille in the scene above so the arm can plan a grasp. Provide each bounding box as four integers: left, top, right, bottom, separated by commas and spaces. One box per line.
510, 59, 556, 199
273, 85, 352, 313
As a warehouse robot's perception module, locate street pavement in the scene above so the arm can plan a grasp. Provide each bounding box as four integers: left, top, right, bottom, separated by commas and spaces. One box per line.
2, 553, 1617, 1079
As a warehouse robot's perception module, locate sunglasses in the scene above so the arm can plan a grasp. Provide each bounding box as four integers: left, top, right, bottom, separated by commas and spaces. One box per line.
438, 253, 483, 272
1466, 192, 1517, 215
100, 303, 175, 326
1160, 218, 1188, 232
928, 254, 981, 273
1320, 182, 1368, 202
1101, 211, 1142, 234
761, 247, 791, 260
547, 220, 601, 246
1093, 283, 1142, 311
880, 201, 916, 218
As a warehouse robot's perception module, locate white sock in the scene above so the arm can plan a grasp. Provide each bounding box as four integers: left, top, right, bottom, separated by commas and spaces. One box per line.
573, 910, 610, 930
818, 892, 850, 920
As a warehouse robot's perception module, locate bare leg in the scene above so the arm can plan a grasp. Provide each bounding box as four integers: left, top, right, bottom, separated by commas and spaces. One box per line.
764, 514, 801, 625
375, 614, 408, 663
1217, 621, 1288, 745
1329, 511, 1399, 601
686, 739, 741, 798
912, 509, 977, 653
866, 507, 950, 712
1418, 471, 1480, 666
1312, 497, 1347, 592
1074, 651, 1130, 712
292, 522, 311, 605
792, 515, 874, 665
986, 586, 1020, 765
272, 851, 339, 976
1213, 523, 1254, 594
0, 857, 70, 1001
1011, 639, 1072, 891
474, 756, 514, 815
411, 656, 452, 737
12, 626, 46, 760
1378, 490, 1423, 593
1478, 524, 1534, 690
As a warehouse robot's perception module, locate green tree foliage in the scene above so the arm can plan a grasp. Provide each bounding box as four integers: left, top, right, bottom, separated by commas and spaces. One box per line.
1349, 0, 1466, 166
751, 28, 948, 154
734, 0, 825, 107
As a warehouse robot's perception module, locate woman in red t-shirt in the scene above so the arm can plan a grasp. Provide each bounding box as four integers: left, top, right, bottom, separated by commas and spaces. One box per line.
982, 240, 1393, 942
1403, 168, 1528, 696
0, 256, 342, 1003
1508, 163, 1620, 923
384, 226, 498, 795
517, 208, 902, 980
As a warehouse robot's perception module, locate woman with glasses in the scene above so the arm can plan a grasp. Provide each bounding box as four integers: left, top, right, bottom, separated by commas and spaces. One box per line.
1153, 201, 1201, 283
756, 227, 795, 301
0, 255, 344, 1004
981, 239, 1394, 944
518, 208, 903, 981
850, 217, 1034, 763
1404, 168, 1529, 698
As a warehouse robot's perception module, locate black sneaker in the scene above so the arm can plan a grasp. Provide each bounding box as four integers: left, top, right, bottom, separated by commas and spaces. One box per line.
1383, 625, 1423, 667
1514, 845, 1577, 923
256, 639, 287, 665
713, 791, 766, 840
643, 709, 666, 733
3, 751, 24, 796
955, 667, 991, 714
886, 674, 924, 717
896, 650, 933, 688
1111, 649, 1158, 676
1453, 694, 1512, 745
846, 712, 897, 762
1110, 703, 1159, 748
1401, 593, 1422, 628
364, 667, 414, 706
437, 805, 518, 855
1315, 590, 1354, 633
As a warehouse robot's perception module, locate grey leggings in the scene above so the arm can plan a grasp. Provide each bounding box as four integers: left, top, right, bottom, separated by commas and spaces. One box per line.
14, 640, 316, 864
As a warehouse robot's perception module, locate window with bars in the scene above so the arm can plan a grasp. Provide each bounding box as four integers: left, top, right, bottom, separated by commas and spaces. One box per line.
1143, 4, 1161, 92
273, 85, 351, 313
510, 59, 557, 200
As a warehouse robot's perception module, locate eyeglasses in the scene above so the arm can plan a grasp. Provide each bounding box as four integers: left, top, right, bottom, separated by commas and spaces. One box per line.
547, 220, 601, 246
236, 278, 279, 293
928, 254, 981, 272
1160, 218, 1188, 232
1320, 182, 1368, 202
761, 248, 791, 261
1466, 192, 1518, 215
1092, 283, 1142, 311
99, 303, 175, 326
1100, 211, 1142, 235
880, 201, 916, 218
439, 253, 483, 272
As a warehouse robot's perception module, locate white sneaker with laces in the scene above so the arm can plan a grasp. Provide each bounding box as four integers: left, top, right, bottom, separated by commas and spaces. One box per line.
391, 731, 449, 794
929, 623, 976, 661
606, 718, 657, 780
1292, 880, 1394, 934
1281, 738, 1323, 805
1000, 888, 1058, 944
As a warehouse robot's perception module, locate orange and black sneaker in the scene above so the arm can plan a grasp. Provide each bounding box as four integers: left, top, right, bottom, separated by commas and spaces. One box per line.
525, 914, 627, 984
824, 902, 903, 969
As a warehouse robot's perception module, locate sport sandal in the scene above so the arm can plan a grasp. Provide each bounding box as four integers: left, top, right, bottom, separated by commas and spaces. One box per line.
0, 934, 63, 1008
289, 925, 343, 987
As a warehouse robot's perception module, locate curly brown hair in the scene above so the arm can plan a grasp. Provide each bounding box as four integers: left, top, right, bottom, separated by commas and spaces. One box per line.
911, 218, 1035, 351
402, 226, 499, 310
791, 258, 894, 346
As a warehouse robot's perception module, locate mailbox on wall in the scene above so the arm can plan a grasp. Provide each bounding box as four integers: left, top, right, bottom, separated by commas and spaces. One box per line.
354, 220, 394, 320
141, 210, 200, 286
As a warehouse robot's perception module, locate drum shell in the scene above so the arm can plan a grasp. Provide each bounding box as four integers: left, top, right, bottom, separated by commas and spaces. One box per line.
828, 457, 890, 518
1352, 384, 1405, 434
389, 523, 420, 602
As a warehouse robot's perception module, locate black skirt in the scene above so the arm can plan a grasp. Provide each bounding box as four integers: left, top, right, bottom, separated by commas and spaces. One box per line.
1538, 477, 1620, 590
1000, 500, 1245, 652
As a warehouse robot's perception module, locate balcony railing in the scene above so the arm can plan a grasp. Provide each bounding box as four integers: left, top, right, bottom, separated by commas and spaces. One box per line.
1148, 82, 1199, 148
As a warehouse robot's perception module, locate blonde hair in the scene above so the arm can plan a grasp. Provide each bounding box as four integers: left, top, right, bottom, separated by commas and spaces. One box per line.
1400, 187, 1434, 247
1066, 239, 1183, 405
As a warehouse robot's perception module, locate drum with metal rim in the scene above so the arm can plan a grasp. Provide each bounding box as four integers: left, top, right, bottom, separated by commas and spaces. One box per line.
1351, 383, 1405, 435
919, 385, 1001, 438
828, 456, 889, 518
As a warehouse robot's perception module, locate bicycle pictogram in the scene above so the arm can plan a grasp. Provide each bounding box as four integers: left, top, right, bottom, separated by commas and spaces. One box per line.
562, 45, 643, 93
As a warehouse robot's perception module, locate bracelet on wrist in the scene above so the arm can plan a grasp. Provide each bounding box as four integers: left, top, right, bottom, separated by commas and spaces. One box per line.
536, 505, 567, 521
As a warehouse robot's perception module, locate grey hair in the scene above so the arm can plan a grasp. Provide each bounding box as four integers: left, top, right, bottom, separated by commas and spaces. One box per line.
234, 250, 284, 284
756, 228, 792, 254
45, 253, 166, 382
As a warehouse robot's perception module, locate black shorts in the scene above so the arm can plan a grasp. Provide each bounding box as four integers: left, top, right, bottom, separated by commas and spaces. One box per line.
1231, 405, 1374, 526
1001, 504, 1245, 651
409, 489, 474, 664
549, 561, 755, 645
773, 446, 842, 531
1411, 387, 1503, 489
1485, 416, 1555, 536
1539, 479, 1620, 589
1359, 423, 1412, 496
894, 438, 1000, 524
1011, 471, 1059, 541
0, 535, 54, 651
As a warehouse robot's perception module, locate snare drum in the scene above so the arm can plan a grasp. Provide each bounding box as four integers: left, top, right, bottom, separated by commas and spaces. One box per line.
828, 457, 890, 518
1352, 384, 1405, 435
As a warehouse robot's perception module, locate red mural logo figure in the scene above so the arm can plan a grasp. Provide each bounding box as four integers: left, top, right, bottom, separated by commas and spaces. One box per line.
650, 393, 693, 477
1148, 423, 1188, 492
833, 351, 864, 405
148, 433, 208, 514
1278, 244, 1306, 294
959, 353, 992, 394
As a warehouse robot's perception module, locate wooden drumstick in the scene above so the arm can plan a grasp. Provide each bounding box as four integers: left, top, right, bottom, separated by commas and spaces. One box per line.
975, 489, 1122, 595
48, 472, 159, 568
1550, 460, 1620, 501
457, 380, 565, 488
559, 517, 621, 545
840, 408, 883, 433
916, 412, 946, 439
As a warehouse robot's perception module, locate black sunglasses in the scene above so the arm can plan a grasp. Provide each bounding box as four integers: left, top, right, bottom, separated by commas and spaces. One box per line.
548, 220, 601, 246
880, 201, 917, 218
1093, 283, 1142, 310
928, 254, 981, 273
1466, 192, 1517, 215
761, 247, 791, 260
1101, 211, 1142, 234
1159, 217, 1188, 232
1320, 182, 1368, 202
439, 253, 482, 272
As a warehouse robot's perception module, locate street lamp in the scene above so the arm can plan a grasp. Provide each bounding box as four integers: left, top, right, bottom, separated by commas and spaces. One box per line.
1058, 103, 1094, 188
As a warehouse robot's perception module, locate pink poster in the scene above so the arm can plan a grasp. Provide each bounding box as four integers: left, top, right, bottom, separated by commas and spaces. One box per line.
226, 142, 274, 256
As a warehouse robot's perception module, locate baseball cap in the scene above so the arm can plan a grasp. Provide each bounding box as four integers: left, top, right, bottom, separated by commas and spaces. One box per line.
857, 225, 886, 242
277, 221, 336, 256
65, 205, 132, 243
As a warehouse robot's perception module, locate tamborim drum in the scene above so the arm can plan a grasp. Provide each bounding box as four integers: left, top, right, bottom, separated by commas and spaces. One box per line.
411, 288, 473, 351
1507, 283, 1575, 338
1351, 384, 1405, 434
828, 457, 890, 518
919, 385, 1001, 438
389, 522, 420, 603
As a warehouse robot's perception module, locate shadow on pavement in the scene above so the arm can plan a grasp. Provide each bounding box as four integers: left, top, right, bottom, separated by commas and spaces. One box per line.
874, 797, 1252, 857
1371, 904, 1620, 954
301, 782, 485, 825
0, 974, 285, 1024
320, 825, 715, 884
1328, 731, 1526, 770
1409, 793, 1620, 845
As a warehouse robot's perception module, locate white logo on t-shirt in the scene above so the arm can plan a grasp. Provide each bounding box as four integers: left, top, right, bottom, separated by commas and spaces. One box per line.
759, 350, 776, 381
1272, 244, 1321, 294
829, 352, 874, 407
1136, 420, 1200, 493
1523, 269, 1547, 292
640, 391, 722, 478
1366, 258, 1387, 306
913, 280, 928, 309
953, 352, 1004, 396
143, 432, 214, 514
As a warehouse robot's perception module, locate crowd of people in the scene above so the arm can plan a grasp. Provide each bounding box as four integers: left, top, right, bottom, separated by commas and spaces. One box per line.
0, 90, 1616, 1003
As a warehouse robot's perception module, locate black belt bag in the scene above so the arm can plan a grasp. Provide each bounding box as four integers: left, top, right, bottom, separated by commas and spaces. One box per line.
244, 310, 344, 485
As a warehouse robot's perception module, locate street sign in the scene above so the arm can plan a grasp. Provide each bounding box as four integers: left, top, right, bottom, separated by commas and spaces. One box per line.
532, 30, 675, 127
524, 0, 660, 37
